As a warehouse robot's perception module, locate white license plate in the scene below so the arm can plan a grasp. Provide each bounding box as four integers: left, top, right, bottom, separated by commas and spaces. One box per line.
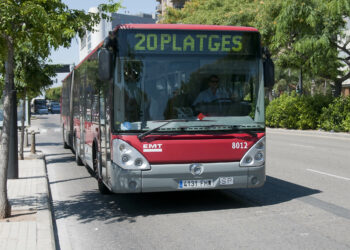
179, 179, 214, 189
219, 177, 234, 185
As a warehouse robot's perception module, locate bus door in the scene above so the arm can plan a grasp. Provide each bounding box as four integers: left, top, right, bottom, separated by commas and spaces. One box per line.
79, 76, 85, 161
99, 90, 108, 180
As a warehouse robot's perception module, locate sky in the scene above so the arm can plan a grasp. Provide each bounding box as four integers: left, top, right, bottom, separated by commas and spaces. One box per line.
50, 0, 157, 87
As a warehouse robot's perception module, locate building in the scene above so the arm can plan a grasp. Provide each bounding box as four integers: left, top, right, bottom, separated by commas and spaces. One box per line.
342, 83, 350, 97
79, 8, 155, 61
341, 20, 350, 97
156, 0, 188, 20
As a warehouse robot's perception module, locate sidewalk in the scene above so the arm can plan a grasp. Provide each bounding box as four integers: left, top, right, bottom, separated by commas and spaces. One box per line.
0, 149, 55, 250
267, 127, 350, 138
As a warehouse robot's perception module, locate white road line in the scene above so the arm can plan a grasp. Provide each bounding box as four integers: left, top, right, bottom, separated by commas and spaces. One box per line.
54, 128, 61, 132
307, 169, 350, 181
40, 129, 48, 133
289, 143, 315, 149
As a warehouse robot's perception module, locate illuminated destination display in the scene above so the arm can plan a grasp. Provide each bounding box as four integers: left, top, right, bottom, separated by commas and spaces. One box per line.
118, 30, 260, 56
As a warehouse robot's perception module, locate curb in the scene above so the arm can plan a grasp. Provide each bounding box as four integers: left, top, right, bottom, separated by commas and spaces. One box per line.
267, 127, 350, 139
37, 155, 56, 250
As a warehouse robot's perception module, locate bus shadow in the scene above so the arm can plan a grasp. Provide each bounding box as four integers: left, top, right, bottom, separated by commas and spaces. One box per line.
52, 175, 320, 224
46, 155, 75, 164
37, 142, 63, 147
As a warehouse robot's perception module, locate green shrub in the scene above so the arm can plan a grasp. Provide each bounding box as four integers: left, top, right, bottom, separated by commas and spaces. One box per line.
266, 92, 333, 130
266, 92, 300, 128
319, 97, 350, 132
297, 94, 333, 129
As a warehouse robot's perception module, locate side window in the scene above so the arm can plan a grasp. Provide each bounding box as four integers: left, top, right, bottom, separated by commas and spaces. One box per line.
92, 93, 99, 123
99, 91, 105, 125
89, 55, 100, 123
79, 76, 85, 118
85, 81, 92, 122
73, 71, 80, 119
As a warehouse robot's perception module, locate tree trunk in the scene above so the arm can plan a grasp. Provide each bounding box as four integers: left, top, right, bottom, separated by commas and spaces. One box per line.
19, 89, 26, 160
334, 79, 342, 97
8, 89, 18, 179
298, 68, 303, 95
267, 86, 273, 101
0, 36, 14, 219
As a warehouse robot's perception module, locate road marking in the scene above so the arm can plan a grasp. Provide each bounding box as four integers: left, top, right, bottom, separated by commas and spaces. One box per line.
307, 169, 350, 181
289, 143, 315, 149
41, 129, 48, 133
54, 128, 61, 132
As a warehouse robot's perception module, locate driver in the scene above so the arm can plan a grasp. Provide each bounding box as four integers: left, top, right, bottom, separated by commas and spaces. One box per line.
193, 75, 229, 105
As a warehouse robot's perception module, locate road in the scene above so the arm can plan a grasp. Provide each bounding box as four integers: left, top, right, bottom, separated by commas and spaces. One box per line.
32, 114, 350, 250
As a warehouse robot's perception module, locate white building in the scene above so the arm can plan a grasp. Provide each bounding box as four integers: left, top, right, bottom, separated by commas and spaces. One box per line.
341, 20, 350, 96
79, 8, 155, 61
156, 0, 187, 21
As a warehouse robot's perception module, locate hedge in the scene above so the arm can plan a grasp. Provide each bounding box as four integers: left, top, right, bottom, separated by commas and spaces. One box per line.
265, 92, 347, 131
319, 97, 350, 132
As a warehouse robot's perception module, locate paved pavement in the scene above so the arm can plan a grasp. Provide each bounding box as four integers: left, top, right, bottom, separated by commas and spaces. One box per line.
0, 148, 55, 250
0, 128, 350, 250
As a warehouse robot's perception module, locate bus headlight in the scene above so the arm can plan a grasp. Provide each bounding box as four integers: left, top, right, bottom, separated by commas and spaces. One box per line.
240, 136, 265, 167
112, 139, 150, 170
254, 152, 264, 161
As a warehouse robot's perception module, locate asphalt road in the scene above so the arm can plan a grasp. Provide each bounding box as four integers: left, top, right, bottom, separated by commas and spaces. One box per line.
32, 114, 350, 250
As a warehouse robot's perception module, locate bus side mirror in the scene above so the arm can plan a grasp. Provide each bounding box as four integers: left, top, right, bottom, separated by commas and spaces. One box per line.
263, 47, 275, 87
98, 48, 113, 81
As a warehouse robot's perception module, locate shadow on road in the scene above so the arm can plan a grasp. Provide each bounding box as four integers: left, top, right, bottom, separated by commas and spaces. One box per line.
37, 142, 64, 147
51, 175, 320, 225
231, 176, 320, 206
45, 152, 73, 157
46, 155, 75, 164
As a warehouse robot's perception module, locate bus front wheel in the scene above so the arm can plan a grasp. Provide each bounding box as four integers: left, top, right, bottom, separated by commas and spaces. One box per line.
93, 148, 110, 194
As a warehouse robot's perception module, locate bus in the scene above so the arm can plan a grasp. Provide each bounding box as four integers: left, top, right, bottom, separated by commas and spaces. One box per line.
61, 24, 274, 194
31, 98, 48, 114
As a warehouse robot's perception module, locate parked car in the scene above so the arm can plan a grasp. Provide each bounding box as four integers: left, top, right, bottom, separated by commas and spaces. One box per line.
49, 102, 60, 114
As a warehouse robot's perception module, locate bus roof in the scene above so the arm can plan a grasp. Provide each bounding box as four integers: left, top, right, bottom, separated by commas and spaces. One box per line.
62, 24, 259, 83
115, 23, 259, 32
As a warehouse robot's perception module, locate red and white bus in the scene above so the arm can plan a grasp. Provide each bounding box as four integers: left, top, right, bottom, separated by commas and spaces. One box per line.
61, 24, 274, 194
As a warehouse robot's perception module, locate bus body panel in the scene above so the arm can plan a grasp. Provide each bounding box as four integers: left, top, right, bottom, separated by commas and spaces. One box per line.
106, 161, 264, 193
73, 118, 81, 139
84, 121, 94, 147
112, 133, 264, 164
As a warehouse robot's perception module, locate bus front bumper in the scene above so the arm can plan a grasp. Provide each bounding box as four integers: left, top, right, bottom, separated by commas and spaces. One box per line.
108, 162, 265, 193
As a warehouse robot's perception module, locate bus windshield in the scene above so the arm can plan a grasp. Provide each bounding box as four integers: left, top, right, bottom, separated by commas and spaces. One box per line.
113, 29, 265, 133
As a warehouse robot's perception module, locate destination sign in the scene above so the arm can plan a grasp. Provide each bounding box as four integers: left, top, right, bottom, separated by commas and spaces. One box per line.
118, 30, 260, 56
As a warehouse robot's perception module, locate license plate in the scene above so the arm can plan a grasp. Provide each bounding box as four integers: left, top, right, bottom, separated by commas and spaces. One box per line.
219, 177, 234, 185
179, 179, 214, 189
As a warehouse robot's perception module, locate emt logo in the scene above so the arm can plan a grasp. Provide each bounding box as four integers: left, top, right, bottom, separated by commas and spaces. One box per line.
143, 144, 163, 152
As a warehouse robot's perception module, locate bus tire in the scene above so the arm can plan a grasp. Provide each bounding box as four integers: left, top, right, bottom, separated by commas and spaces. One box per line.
63, 127, 69, 149
93, 146, 110, 194
74, 135, 84, 166
98, 178, 110, 195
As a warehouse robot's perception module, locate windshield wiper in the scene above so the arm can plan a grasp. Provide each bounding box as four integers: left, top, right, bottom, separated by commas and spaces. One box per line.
137, 119, 214, 140
183, 124, 260, 137
137, 120, 261, 140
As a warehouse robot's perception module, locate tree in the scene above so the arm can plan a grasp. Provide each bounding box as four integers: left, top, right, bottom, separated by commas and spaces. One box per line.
271, 0, 350, 97
16, 53, 58, 161
46, 86, 62, 101
162, 0, 350, 97
0, 0, 121, 219
161, 0, 282, 47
